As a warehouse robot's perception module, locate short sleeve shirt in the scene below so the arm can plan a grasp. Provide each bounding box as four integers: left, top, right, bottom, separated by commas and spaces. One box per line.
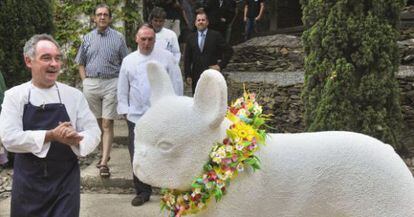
75, 27, 129, 78
244, 0, 264, 18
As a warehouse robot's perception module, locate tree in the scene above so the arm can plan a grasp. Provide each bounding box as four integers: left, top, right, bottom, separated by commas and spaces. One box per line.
0, 0, 54, 87
53, 0, 142, 86
301, 0, 405, 151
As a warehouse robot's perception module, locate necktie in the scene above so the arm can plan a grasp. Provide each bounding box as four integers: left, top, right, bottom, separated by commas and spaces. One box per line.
199, 32, 205, 51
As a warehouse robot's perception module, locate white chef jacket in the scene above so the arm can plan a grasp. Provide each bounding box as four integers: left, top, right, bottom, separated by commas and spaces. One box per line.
0, 81, 101, 157
117, 48, 184, 123
155, 27, 181, 63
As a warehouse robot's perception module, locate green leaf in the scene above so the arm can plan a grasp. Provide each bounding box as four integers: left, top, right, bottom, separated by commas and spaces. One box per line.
214, 188, 223, 201
191, 183, 203, 189
253, 117, 265, 128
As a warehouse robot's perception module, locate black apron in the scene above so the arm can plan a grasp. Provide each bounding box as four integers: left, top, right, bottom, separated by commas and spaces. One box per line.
11, 84, 80, 217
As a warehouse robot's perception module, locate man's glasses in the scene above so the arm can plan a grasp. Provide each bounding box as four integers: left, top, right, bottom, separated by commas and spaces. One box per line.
96, 13, 110, 18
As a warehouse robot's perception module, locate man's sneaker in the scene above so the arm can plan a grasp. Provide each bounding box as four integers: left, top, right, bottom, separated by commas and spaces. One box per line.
131, 195, 149, 206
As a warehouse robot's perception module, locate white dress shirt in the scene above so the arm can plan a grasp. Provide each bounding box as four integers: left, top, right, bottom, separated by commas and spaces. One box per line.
117, 48, 184, 123
0, 82, 101, 157
155, 27, 181, 63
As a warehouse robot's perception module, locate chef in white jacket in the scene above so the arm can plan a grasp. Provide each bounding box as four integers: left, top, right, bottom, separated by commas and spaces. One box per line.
0, 34, 101, 217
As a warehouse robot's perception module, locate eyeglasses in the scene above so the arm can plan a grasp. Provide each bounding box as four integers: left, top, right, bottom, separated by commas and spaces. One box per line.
96, 13, 110, 18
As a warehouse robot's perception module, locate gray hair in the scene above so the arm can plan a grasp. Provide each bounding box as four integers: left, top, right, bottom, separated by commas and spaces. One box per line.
149, 7, 167, 21
136, 23, 155, 34
23, 34, 60, 59
95, 3, 112, 17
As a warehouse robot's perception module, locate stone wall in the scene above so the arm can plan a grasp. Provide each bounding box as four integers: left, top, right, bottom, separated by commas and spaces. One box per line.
397, 66, 414, 151
225, 71, 304, 134
224, 67, 414, 153
225, 34, 414, 153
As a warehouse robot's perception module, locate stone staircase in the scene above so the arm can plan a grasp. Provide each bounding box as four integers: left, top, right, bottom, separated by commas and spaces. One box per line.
81, 120, 134, 190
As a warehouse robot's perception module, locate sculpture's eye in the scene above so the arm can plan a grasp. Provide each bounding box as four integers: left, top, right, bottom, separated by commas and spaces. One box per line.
156, 141, 174, 153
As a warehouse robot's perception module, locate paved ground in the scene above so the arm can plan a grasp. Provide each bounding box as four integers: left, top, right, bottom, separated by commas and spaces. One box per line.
0, 194, 164, 217
0, 120, 168, 217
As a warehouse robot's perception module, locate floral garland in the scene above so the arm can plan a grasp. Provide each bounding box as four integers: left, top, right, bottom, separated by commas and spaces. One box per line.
160, 91, 267, 217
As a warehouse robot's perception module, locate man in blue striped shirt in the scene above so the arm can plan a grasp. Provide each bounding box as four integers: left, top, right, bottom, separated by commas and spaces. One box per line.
75, 3, 129, 178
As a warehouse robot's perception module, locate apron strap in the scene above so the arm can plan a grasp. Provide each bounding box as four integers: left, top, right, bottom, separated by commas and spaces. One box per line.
56, 84, 62, 103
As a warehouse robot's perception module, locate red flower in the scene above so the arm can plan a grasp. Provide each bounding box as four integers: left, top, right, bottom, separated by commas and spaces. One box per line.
191, 193, 201, 201
221, 158, 231, 165
223, 138, 229, 145
208, 171, 217, 181
221, 165, 230, 171
232, 154, 238, 162
229, 107, 239, 114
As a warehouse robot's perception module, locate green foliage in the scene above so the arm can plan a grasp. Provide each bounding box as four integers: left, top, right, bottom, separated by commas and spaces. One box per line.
0, 0, 54, 87
122, 0, 142, 51
301, 0, 405, 150
53, 0, 142, 86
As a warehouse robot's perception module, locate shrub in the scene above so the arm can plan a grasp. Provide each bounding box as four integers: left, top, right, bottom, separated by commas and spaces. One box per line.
301, 0, 405, 151
0, 0, 54, 87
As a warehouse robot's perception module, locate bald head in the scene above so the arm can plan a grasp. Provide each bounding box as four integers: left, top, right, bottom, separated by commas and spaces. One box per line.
135, 24, 156, 55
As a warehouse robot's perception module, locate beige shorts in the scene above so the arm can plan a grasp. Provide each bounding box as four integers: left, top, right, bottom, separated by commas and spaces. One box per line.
83, 77, 118, 120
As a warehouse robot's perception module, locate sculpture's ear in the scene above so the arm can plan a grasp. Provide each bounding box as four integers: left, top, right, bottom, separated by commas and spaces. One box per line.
193, 69, 228, 129
147, 61, 175, 104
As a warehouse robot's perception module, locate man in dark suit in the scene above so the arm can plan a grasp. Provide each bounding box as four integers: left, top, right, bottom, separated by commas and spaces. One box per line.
184, 9, 233, 94
204, 0, 237, 41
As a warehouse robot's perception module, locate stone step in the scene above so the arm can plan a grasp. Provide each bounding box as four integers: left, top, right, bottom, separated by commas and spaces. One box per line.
113, 119, 128, 145
81, 119, 133, 189
81, 147, 134, 189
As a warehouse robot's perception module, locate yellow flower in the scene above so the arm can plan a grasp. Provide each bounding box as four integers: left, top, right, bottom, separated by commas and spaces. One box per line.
224, 170, 233, 179
232, 122, 256, 141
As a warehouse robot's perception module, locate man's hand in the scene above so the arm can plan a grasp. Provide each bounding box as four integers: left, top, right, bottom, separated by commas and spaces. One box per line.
46, 122, 83, 147
209, 65, 221, 71
117, 114, 127, 120
186, 77, 192, 86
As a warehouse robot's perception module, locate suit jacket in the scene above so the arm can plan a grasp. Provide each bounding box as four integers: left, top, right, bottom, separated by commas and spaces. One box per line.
205, 0, 236, 32
184, 29, 233, 88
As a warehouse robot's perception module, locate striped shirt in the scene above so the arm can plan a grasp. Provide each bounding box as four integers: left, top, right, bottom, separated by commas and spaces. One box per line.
75, 27, 129, 79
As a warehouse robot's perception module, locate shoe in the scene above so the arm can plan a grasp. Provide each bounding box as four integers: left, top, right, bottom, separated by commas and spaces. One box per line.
99, 165, 111, 178
131, 195, 149, 206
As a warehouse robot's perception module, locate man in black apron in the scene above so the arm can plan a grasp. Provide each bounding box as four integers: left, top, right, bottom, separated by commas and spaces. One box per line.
0, 34, 101, 217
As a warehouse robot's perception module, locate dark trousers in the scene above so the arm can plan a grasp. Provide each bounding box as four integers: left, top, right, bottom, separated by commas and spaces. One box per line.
245, 17, 256, 40
127, 120, 152, 198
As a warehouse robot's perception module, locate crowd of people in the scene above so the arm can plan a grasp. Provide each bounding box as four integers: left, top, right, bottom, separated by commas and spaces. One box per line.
0, 1, 265, 216
145, 0, 265, 43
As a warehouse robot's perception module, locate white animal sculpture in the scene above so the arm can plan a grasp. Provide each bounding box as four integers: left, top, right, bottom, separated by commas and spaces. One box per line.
133, 62, 414, 217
